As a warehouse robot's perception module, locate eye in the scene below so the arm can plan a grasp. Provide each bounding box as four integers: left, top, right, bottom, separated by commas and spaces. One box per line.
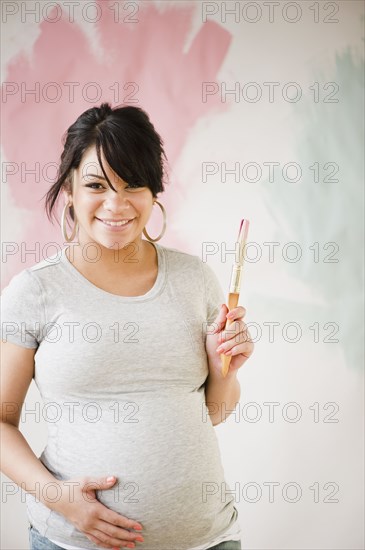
126, 184, 145, 190
85, 183, 105, 190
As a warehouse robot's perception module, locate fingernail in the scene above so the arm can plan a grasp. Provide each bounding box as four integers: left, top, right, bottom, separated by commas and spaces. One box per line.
106, 476, 115, 482
134, 524, 143, 530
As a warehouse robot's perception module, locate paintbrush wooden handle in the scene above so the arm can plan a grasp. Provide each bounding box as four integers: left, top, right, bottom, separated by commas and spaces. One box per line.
221, 292, 239, 377
221, 218, 250, 377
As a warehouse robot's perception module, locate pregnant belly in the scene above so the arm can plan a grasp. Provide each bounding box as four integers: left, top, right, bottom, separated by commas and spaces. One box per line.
41, 391, 237, 550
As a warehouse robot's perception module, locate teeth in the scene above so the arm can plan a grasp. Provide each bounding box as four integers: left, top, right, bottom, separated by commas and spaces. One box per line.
102, 219, 131, 227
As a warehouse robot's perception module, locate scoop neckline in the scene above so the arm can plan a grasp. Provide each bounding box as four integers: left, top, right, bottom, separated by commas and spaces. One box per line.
60, 240, 165, 302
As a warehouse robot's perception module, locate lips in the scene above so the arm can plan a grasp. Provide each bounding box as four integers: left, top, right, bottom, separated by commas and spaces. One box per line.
96, 217, 135, 230
99, 218, 131, 225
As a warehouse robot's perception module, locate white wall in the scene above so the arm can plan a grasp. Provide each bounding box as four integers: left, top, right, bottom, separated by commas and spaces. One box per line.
1, 1, 364, 548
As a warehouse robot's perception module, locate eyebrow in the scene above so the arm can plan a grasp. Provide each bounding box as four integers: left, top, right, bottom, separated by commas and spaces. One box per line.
83, 174, 107, 180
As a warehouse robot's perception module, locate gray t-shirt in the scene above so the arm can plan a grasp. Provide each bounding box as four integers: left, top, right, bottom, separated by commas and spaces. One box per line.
1, 242, 240, 550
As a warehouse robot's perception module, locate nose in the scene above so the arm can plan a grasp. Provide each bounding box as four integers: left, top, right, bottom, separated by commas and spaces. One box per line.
103, 189, 131, 213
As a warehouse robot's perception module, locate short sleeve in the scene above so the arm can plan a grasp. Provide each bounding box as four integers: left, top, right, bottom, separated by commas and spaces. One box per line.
201, 260, 225, 325
1, 269, 45, 349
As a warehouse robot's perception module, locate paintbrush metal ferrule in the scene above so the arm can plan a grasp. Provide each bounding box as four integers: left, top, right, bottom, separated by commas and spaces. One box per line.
228, 219, 249, 295
229, 265, 243, 294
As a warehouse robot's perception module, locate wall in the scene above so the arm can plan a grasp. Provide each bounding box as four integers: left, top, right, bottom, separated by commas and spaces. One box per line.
1, 1, 364, 548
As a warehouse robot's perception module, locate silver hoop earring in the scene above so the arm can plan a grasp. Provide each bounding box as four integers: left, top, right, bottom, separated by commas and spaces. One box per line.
143, 200, 166, 242
61, 203, 79, 242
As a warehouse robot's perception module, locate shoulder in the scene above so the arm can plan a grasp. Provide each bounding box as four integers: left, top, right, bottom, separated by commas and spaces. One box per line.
157, 243, 220, 281
157, 244, 207, 297
158, 243, 202, 270
157, 244, 222, 302
2, 267, 40, 298
1, 249, 64, 298
28, 248, 63, 275
1, 266, 47, 349
159, 244, 200, 264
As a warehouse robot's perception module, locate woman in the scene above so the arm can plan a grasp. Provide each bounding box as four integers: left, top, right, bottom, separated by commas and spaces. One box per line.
1, 103, 254, 550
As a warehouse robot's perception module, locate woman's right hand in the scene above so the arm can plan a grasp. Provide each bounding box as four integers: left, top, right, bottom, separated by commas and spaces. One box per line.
51, 475, 144, 549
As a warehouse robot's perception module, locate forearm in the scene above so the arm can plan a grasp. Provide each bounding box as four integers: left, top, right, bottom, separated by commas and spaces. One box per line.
205, 370, 241, 426
0, 422, 63, 511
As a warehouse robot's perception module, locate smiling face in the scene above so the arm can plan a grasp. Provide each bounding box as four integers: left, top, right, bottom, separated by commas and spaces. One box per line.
63, 145, 155, 253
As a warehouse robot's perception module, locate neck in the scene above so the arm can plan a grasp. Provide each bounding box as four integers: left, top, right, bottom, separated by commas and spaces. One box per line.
66, 236, 153, 275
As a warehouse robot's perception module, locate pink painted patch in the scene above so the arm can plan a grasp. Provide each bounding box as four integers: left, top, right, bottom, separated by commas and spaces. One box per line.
1, 1, 231, 286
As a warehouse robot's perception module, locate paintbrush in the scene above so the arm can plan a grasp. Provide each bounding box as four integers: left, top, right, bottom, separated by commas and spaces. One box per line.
220, 219, 250, 377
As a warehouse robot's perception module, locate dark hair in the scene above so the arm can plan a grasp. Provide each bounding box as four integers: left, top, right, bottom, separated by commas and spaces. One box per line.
44, 102, 168, 224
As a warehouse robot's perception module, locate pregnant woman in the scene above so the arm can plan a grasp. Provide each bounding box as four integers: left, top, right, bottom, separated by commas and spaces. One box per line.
1, 103, 254, 550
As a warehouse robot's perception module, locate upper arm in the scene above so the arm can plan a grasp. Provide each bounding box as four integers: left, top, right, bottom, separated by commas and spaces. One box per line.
0, 341, 36, 427
200, 260, 225, 325
1, 269, 43, 428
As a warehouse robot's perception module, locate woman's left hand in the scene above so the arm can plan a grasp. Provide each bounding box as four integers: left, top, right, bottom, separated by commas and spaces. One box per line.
205, 304, 254, 377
